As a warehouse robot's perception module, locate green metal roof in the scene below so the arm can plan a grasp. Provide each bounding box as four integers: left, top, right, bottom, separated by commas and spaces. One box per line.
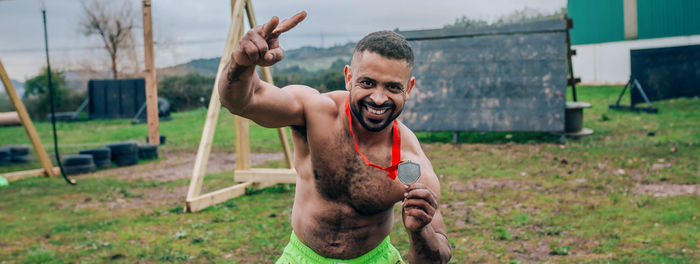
568, 0, 700, 45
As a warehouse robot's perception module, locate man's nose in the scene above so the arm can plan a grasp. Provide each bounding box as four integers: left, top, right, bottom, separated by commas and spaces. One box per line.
368, 88, 389, 106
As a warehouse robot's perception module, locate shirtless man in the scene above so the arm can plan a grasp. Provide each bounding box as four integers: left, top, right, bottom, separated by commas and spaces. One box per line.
219, 11, 451, 263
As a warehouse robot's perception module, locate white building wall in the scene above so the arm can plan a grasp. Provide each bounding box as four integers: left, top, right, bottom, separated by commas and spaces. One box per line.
571, 34, 700, 85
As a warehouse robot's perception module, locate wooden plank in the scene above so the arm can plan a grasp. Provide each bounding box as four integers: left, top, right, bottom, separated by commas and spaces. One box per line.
141, 0, 160, 145
277, 127, 294, 169
0, 58, 56, 177
2, 167, 60, 182
186, 0, 247, 201
186, 181, 253, 212
234, 116, 251, 170
234, 168, 297, 183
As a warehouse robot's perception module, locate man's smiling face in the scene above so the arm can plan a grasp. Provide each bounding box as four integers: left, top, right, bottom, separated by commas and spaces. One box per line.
345, 50, 414, 132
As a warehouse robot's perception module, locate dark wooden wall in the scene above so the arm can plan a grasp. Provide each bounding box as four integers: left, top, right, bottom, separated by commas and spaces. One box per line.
630, 44, 700, 106
397, 19, 569, 132
88, 79, 146, 119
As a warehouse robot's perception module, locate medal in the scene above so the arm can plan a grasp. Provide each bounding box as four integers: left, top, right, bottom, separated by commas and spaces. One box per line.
397, 160, 421, 184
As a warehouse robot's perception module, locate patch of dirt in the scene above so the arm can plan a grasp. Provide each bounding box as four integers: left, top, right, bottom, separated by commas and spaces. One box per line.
633, 183, 700, 197
74, 151, 286, 210
92, 151, 284, 182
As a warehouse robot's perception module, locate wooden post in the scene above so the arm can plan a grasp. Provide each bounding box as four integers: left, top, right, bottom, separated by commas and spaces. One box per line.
142, 0, 160, 145
0, 58, 56, 177
234, 116, 251, 170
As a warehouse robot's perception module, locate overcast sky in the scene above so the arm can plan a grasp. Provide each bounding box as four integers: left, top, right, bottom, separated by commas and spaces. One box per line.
0, 0, 565, 81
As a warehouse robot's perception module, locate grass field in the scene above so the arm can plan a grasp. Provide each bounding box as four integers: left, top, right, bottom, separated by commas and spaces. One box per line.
0, 85, 698, 263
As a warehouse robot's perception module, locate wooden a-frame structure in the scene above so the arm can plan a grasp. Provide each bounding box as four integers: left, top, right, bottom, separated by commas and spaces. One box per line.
185, 0, 296, 213
0, 58, 59, 181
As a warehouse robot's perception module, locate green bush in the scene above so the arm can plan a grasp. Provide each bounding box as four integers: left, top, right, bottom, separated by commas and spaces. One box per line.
21, 68, 85, 120
158, 73, 214, 112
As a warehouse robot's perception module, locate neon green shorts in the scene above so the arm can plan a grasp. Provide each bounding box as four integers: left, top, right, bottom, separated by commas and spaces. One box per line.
276, 232, 405, 264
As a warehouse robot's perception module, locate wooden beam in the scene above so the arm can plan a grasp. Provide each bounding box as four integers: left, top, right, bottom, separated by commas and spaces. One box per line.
186, 0, 247, 201
186, 181, 253, 212
234, 168, 297, 184
141, 0, 160, 145
234, 116, 251, 170
2, 167, 60, 182
0, 58, 56, 177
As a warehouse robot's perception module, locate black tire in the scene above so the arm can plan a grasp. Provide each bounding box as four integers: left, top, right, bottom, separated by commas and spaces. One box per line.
106, 142, 138, 157
10, 155, 29, 163
63, 163, 97, 175
46, 112, 77, 122
114, 153, 138, 167
62, 154, 95, 166
138, 144, 157, 154
0, 147, 10, 158
94, 158, 111, 169
0, 157, 12, 166
9, 145, 29, 156
139, 151, 158, 159
79, 148, 111, 160
145, 134, 166, 145
158, 97, 170, 116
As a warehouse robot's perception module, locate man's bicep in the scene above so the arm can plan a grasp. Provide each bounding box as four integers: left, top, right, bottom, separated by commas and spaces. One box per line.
242, 83, 317, 128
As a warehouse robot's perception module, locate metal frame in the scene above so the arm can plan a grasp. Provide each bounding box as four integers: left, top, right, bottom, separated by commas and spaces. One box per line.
609, 77, 658, 113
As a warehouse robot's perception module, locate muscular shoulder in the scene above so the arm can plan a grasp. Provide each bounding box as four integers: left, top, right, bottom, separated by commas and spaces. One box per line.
282, 85, 347, 124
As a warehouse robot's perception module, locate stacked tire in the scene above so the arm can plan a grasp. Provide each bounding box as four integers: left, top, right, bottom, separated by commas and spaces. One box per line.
62, 154, 96, 175
106, 141, 139, 167
0, 147, 10, 166
138, 144, 158, 160
79, 148, 111, 169
0, 145, 30, 164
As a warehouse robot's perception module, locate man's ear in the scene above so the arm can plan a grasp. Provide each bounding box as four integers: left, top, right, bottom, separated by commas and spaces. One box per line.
344, 65, 352, 91
405, 76, 415, 99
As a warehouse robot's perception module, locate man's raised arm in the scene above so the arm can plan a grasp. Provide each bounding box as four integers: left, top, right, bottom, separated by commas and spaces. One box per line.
219, 11, 309, 128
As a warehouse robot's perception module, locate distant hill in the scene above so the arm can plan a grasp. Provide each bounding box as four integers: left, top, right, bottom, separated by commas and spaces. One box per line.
157, 42, 355, 78
158, 58, 220, 78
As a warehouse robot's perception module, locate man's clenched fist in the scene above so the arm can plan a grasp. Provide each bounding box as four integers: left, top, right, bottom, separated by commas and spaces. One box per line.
402, 183, 439, 232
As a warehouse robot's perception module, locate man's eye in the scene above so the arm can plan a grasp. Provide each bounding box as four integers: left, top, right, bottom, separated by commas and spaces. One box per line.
360, 80, 372, 86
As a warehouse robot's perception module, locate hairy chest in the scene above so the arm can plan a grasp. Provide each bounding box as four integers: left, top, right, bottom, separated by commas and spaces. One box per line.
308, 130, 404, 215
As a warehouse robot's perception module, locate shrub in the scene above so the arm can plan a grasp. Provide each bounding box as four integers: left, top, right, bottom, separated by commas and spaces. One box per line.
158, 73, 214, 112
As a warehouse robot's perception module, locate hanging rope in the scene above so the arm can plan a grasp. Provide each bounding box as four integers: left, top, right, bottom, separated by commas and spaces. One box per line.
41, 4, 75, 185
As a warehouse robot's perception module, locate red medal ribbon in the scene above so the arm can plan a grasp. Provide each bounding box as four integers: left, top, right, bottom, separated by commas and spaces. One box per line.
345, 98, 401, 180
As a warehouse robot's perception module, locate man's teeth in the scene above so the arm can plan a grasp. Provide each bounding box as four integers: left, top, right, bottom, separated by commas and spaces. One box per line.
367, 106, 387, 115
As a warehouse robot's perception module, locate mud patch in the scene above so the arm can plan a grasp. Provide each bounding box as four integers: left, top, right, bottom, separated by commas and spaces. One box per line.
633, 183, 700, 197
74, 152, 286, 210
91, 152, 284, 182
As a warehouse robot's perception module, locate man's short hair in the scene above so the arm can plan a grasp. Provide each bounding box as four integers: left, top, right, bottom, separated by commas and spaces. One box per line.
354, 30, 413, 68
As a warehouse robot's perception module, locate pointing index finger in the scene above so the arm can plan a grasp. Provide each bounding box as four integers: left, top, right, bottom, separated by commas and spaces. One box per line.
260, 16, 279, 39
271, 11, 307, 37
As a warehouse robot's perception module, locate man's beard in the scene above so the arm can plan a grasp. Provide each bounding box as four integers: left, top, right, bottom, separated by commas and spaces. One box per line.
349, 97, 402, 132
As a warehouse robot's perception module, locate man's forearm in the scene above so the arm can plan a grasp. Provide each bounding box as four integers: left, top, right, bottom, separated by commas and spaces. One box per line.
408, 225, 452, 263
219, 59, 257, 114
